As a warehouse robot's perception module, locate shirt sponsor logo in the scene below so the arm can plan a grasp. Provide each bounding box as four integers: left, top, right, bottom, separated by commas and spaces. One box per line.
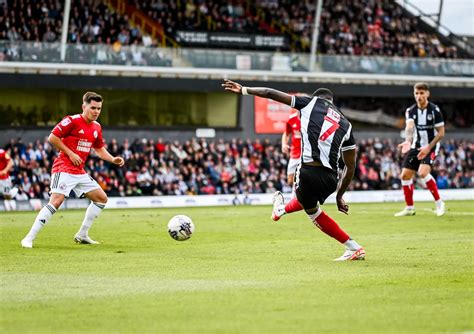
326, 108, 341, 122
76, 140, 92, 153
61, 118, 71, 126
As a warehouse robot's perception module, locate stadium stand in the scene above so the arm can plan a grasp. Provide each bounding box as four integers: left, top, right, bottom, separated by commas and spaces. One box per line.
316, 0, 460, 58
0, 0, 141, 45
0, 0, 467, 56
0, 0, 174, 65
3, 137, 473, 200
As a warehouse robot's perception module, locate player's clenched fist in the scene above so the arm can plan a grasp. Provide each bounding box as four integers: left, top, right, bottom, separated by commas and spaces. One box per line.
112, 156, 125, 167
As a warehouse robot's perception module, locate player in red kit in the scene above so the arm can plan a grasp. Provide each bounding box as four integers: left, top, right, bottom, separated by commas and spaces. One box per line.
0, 149, 18, 211
282, 111, 301, 188
21, 92, 125, 248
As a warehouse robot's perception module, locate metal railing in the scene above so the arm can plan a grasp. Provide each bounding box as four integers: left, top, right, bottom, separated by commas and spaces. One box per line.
0, 41, 473, 77
397, 0, 474, 57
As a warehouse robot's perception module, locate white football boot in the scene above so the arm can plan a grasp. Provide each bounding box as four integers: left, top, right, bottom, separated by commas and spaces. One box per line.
271, 191, 285, 221
394, 208, 416, 217
334, 247, 366, 261
74, 234, 100, 244
21, 238, 33, 248
435, 201, 446, 217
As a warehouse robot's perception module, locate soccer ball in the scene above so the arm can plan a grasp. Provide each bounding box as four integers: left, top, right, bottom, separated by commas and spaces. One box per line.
167, 215, 195, 241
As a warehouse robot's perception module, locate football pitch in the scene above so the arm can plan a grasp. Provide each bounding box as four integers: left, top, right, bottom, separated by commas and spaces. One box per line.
1, 201, 473, 333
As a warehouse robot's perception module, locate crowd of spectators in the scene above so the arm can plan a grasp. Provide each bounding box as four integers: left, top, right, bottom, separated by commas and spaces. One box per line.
132, 0, 462, 57
0, 0, 465, 59
0, 0, 148, 45
2, 137, 473, 201
317, 0, 460, 58
132, 0, 263, 38
0, 0, 173, 65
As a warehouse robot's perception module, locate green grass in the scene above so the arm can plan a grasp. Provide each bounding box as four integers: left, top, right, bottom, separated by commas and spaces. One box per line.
1, 201, 473, 334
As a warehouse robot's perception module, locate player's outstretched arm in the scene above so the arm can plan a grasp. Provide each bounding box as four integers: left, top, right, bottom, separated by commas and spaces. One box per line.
336, 148, 356, 214
94, 146, 125, 167
222, 79, 293, 106
48, 133, 83, 166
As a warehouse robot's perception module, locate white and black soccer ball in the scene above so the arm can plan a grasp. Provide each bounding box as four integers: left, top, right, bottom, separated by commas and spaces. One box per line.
167, 215, 195, 241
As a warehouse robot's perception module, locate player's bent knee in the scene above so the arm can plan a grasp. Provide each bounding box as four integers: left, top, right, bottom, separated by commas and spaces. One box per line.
95, 193, 108, 204
304, 206, 319, 215
49, 198, 64, 210
86, 188, 108, 203
401, 170, 414, 180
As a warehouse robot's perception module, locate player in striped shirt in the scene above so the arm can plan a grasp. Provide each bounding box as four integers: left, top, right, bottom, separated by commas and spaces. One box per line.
395, 82, 446, 217
223, 80, 365, 261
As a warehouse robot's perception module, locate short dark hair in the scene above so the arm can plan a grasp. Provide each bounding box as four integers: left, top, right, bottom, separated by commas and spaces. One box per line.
312, 88, 334, 101
83, 92, 103, 104
414, 82, 429, 91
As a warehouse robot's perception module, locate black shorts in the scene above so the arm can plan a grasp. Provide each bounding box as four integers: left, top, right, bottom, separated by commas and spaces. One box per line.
295, 164, 338, 210
402, 148, 436, 171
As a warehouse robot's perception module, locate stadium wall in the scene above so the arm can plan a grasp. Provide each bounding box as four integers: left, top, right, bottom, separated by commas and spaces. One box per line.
0, 66, 474, 142
4, 189, 473, 212
1, 69, 473, 143
2, 73, 473, 97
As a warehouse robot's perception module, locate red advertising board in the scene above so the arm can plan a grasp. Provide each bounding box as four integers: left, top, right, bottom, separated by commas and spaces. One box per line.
254, 96, 294, 134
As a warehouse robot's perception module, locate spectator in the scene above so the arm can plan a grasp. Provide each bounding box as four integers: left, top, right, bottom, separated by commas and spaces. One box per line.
1, 137, 472, 200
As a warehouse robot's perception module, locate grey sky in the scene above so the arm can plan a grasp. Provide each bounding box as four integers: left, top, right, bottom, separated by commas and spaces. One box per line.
398, 0, 474, 36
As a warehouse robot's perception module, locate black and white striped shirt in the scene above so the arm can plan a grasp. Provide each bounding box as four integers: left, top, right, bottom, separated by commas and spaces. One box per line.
405, 102, 444, 150
291, 95, 356, 172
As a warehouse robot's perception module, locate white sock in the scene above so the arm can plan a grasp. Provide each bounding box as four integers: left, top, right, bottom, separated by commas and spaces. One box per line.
406, 206, 415, 210
435, 199, 444, 208
4, 200, 11, 211
307, 207, 322, 222
422, 174, 434, 183
77, 202, 105, 237
401, 179, 413, 186
9, 200, 16, 211
344, 239, 362, 251
25, 204, 57, 241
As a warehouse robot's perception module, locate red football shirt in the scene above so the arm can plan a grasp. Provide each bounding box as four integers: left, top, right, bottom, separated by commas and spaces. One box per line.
0, 149, 11, 180
51, 114, 105, 174
285, 112, 301, 159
